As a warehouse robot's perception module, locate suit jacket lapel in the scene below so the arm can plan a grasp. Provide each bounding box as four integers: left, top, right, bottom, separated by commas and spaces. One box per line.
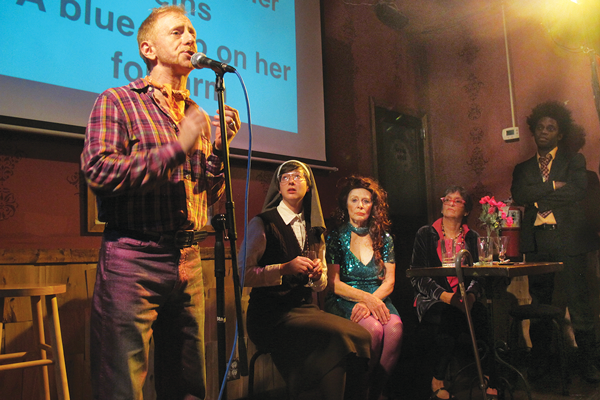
548, 148, 567, 182
525, 155, 543, 183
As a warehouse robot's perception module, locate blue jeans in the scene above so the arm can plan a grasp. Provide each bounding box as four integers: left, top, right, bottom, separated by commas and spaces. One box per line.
90, 230, 206, 400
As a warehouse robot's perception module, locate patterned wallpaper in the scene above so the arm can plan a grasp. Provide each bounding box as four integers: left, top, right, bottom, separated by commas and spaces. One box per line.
458, 37, 492, 203
0, 133, 22, 221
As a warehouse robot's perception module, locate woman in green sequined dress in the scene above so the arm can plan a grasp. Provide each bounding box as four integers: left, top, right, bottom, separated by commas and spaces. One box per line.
325, 176, 403, 400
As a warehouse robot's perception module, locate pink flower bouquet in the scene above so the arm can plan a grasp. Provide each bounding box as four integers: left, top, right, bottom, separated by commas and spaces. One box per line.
479, 196, 514, 236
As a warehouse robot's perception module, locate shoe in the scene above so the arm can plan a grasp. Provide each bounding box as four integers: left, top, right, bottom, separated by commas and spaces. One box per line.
429, 388, 457, 400
580, 362, 600, 384
485, 387, 498, 399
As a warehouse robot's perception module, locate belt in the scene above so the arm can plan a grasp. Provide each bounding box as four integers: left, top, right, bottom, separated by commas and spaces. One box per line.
534, 223, 558, 231
108, 226, 208, 248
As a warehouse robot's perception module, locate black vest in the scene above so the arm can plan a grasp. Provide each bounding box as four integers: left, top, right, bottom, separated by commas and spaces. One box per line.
248, 208, 314, 308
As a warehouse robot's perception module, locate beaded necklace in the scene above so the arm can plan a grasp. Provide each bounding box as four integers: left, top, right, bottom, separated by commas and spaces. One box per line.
441, 221, 463, 244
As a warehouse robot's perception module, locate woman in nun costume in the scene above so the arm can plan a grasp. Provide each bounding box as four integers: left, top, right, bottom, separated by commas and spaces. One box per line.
240, 160, 371, 400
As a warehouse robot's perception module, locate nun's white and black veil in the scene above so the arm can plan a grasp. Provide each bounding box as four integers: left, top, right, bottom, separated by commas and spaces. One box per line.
261, 160, 326, 245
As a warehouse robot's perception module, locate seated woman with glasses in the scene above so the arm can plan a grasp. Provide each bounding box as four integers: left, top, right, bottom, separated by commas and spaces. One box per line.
240, 160, 371, 400
409, 185, 494, 400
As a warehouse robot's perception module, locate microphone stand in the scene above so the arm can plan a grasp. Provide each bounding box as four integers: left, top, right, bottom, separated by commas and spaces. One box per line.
454, 249, 487, 400
212, 70, 248, 393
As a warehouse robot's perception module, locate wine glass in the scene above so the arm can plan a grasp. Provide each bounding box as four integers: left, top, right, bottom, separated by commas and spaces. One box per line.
304, 249, 317, 287
497, 236, 510, 263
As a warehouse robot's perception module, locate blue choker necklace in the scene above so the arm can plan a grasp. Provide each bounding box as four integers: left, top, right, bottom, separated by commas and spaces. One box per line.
348, 222, 369, 236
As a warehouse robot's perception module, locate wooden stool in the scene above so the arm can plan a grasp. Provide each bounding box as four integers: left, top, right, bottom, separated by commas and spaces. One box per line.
248, 349, 268, 400
248, 348, 288, 400
0, 284, 70, 400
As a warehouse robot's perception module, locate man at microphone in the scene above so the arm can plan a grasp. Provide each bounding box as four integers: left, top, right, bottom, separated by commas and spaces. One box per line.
81, 5, 239, 399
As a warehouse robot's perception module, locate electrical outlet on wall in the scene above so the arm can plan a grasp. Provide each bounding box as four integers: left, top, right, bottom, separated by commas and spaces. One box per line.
226, 358, 240, 381
502, 127, 519, 142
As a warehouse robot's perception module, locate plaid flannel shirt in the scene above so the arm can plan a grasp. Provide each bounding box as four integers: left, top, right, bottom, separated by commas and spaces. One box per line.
81, 78, 224, 232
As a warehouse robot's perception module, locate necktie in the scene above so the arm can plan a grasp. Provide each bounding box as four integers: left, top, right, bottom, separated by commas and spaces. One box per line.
538, 154, 553, 218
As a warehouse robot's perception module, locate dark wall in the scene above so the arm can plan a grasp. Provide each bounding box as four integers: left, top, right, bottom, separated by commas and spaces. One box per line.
318, 0, 424, 216
0, 130, 100, 249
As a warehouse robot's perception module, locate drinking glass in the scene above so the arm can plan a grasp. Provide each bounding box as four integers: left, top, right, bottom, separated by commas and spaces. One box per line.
496, 236, 510, 263
477, 237, 493, 266
304, 249, 317, 287
441, 238, 456, 267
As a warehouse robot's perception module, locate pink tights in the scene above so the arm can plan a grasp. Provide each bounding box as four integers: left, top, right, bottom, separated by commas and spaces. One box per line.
358, 314, 403, 399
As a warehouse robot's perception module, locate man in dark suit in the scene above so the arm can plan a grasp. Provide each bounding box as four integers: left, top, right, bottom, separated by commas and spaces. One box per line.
511, 101, 600, 383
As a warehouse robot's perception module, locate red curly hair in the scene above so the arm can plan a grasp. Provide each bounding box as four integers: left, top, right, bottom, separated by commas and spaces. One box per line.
332, 176, 392, 274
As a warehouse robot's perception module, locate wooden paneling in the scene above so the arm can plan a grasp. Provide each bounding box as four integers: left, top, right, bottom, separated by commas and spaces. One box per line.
0, 249, 99, 265
0, 248, 275, 400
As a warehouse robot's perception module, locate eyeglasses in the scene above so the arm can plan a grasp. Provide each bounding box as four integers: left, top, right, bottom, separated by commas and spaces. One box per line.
441, 197, 466, 205
280, 173, 306, 184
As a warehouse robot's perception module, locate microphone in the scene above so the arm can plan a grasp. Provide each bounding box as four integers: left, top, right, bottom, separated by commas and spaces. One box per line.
191, 52, 236, 73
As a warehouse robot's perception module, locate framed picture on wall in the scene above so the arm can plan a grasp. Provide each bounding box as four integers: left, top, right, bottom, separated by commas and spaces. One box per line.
87, 186, 105, 233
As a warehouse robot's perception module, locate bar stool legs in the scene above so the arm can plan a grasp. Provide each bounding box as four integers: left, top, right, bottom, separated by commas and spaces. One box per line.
508, 304, 569, 396
47, 294, 69, 399
32, 295, 51, 400
248, 349, 288, 400
247, 349, 264, 400
0, 284, 70, 400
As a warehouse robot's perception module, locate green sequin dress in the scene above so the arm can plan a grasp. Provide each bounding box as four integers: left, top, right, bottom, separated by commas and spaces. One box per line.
324, 223, 399, 318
